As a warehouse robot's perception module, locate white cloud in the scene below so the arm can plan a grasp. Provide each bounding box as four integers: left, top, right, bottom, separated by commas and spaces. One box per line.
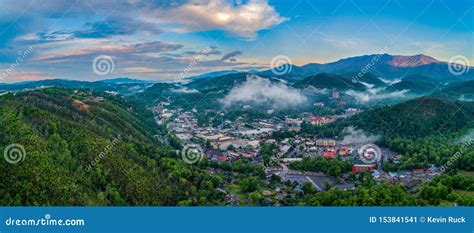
379, 77, 401, 85
345, 87, 410, 104
220, 74, 307, 108
358, 81, 375, 89
301, 86, 329, 95
341, 126, 380, 145
171, 87, 200, 93
457, 129, 474, 144
157, 0, 287, 39
458, 95, 474, 102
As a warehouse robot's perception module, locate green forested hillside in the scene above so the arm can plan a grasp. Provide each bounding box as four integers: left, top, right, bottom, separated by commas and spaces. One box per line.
349, 97, 474, 138
389, 79, 438, 94
0, 89, 224, 206
293, 73, 366, 90
310, 97, 474, 139
303, 97, 474, 171
435, 80, 474, 100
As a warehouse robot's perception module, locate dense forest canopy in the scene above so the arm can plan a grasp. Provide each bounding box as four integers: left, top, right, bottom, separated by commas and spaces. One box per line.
0, 88, 224, 206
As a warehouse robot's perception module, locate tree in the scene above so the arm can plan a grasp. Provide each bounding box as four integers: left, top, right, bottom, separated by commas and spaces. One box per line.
240, 177, 259, 193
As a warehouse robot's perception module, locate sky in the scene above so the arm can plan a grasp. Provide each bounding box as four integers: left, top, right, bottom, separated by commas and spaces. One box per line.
0, 0, 472, 82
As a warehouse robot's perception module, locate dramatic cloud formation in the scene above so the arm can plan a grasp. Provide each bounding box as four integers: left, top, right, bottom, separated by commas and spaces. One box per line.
340, 127, 380, 145
159, 0, 287, 38
0, 0, 282, 81
220, 74, 307, 108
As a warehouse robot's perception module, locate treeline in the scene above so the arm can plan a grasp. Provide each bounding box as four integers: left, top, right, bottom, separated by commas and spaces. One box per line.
288, 157, 352, 177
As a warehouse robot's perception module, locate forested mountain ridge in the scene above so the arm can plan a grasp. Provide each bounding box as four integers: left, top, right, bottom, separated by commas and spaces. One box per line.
309, 97, 474, 139
348, 97, 474, 138
0, 88, 224, 206
304, 96, 474, 172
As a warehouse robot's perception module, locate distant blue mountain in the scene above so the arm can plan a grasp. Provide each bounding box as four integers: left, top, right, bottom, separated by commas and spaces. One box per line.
186, 70, 239, 80
97, 77, 155, 84
0, 78, 153, 95
258, 54, 473, 82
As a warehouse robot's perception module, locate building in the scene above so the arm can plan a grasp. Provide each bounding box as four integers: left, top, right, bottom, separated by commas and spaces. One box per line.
352, 164, 376, 173
323, 150, 336, 159
338, 146, 349, 156
281, 158, 303, 163
316, 139, 336, 147
206, 150, 227, 161
345, 108, 359, 115
310, 116, 336, 126
242, 150, 257, 158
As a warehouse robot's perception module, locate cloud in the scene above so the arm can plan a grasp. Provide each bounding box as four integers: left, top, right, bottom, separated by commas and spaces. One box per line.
457, 129, 474, 144
159, 0, 287, 38
379, 77, 401, 85
0, 0, 282, 81
73, 17, 163, 38
171, 87, 200, 93
345, 84, 410, 104
301, 86, 329, 95
1, 71, 53, 82
221, 50, 243, 61
35, 40, 184, 62
358, 81, 375, 89
179, 46, 222, 57
122, 67, 160, 73
340, 126, 380, 145
458, 95, 474, 102
220, 74, 307, 108
5, 0, 286, 40
36, 31, 74, 42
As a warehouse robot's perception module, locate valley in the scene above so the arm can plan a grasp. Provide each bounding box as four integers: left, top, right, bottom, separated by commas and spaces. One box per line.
1, 54, 473, 206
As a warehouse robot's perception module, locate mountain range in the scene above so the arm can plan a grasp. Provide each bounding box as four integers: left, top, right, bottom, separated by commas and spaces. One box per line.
257, 54, 472, 82
2, 53, 473, 109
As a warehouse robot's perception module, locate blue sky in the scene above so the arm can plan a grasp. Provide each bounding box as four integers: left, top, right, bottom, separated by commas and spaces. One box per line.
0, 0, 472, 82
